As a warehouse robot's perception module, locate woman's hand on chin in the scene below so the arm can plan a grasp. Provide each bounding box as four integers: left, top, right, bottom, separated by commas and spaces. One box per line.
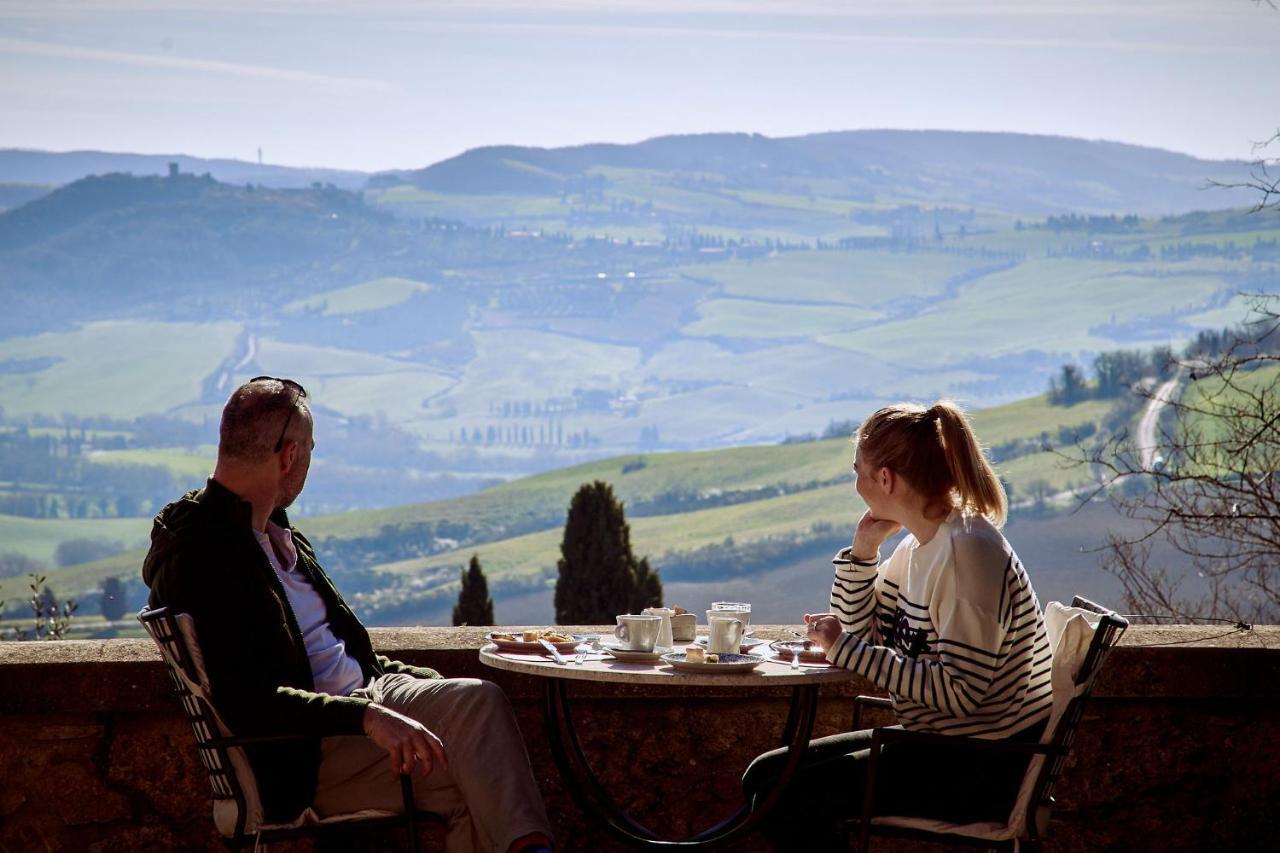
851, 510, 902, 561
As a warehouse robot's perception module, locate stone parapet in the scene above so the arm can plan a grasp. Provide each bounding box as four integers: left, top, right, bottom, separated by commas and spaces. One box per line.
0, 624, 1276, 851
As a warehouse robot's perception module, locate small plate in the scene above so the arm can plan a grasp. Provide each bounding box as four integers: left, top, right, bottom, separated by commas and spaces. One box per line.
662, 652, 764, 673
770, 640, 829, 663
487, 632, 585, 653
600, 643, 673, 662
694, 635, 767, 653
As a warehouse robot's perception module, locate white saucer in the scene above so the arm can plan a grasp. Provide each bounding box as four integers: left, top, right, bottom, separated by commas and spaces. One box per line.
693, 635, 767, 652
600, 643, 673, 662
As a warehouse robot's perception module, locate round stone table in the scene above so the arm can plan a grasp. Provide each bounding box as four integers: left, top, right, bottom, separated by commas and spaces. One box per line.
480, 643, 856, 848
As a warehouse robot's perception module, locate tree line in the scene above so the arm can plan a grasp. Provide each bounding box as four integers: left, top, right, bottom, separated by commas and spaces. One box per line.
1048, 317, 1280, 407
1047, 347, 1175, 406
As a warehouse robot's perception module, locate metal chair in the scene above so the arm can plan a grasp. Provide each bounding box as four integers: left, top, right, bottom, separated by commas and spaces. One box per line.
844, 595, 1129, 852
139, 606, 445, 850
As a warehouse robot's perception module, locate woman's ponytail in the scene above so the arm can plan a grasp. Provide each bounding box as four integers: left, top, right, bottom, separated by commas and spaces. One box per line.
932, 401, 1007, 527
857, 400, 1007, 527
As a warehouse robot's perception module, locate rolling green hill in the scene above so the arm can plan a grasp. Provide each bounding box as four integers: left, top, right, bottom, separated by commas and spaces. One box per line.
1, 391, 1115, 624
383, 130, 1254, 217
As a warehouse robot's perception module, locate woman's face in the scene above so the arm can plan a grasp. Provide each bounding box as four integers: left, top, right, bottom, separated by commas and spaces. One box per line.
853, 449, 890, 518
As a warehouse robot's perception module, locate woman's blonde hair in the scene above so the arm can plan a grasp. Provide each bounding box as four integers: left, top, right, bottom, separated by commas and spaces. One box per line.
855, 400, 1007, 527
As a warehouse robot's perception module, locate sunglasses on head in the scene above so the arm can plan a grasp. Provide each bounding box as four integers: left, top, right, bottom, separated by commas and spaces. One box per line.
250, 376, 308, 453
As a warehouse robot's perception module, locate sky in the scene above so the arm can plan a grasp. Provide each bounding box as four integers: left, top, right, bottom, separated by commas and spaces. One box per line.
1, 0, 1277, 173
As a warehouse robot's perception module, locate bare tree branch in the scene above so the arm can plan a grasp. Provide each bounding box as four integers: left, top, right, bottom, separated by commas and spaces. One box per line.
1208, 130, 1280, 213
1055, 295, 1280, 623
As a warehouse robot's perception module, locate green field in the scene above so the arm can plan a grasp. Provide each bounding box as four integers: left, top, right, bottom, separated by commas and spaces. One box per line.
368, 185, 568, 222
247, 339, 457, 425
678, 250, 997, 307
682, 298, 883, 339
724, 188, 882, 217
284, 276, 434, 317
968, 395, 1113, 445
0, 545, 145, 613
0, 513, 150, 605
370, 166, 1007, 244
89, 447, 216, 479
7, 426, 133, 441
0, 320, 242, 419
999, 451, 1098, 497
376, 481, 863, 582
320, 434, 857, 540
1177, 363, 1280, 475
820, 259, 1232, 367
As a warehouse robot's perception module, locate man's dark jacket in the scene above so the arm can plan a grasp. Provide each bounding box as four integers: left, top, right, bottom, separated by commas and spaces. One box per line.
142, 479, 441, 823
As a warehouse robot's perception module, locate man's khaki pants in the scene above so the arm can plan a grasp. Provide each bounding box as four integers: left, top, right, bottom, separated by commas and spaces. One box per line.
312, 674, 551, 852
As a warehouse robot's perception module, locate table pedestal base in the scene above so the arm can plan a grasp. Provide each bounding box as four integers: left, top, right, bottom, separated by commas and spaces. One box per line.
542, 680, 820, 848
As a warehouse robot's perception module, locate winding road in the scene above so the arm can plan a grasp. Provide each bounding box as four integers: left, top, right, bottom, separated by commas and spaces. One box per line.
1136, 367, 1186, 470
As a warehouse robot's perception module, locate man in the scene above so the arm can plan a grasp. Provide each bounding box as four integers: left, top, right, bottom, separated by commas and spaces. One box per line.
143, 377, 553, 852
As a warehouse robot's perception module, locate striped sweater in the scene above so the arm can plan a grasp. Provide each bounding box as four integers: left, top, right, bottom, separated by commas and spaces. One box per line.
826, 510, 1053, 739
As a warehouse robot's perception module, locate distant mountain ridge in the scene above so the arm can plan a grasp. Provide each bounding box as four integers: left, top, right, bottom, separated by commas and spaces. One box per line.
4, 131, 1256, 216
0, 148, 369, 191
389, 130, 1253, 216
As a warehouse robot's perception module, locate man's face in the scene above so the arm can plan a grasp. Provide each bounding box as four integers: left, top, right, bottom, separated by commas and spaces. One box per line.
278, 413, 314, 510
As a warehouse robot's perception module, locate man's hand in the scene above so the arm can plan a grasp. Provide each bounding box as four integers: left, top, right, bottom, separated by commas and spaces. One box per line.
851, 510, 902, 562
362, 703, 448, 780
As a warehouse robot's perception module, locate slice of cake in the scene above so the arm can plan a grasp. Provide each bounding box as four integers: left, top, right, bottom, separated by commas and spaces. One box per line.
685, 645, 705, 663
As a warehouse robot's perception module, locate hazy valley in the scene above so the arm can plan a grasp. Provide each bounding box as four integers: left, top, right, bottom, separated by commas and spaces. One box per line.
0, 130, 1276, 629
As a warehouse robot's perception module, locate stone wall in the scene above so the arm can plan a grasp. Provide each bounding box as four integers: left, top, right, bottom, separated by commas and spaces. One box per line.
1, 625, 1276, 852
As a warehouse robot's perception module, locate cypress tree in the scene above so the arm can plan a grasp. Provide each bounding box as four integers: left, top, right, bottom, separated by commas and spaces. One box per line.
630, 557, 663, 614
99, 576, 127, 621
452, 554, 495, 626
554, 480, 662, 624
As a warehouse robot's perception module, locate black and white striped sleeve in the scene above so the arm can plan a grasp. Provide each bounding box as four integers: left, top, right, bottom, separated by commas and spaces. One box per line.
829, 547, 882, 644
826, 592, 1008, 717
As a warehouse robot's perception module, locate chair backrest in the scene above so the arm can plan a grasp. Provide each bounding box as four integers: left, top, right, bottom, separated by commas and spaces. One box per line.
1008, 596, 1128, 840
138, 607, 265, 838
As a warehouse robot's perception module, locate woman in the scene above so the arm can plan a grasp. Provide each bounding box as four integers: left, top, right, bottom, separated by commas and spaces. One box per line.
743, 401, 1052, 848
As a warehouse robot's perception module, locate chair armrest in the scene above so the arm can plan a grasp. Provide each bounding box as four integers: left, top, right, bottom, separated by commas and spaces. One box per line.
852, 694, 894, 729
870, 726, 1066, 757
1071, 595, 1106, 614
205, 733, 314, 748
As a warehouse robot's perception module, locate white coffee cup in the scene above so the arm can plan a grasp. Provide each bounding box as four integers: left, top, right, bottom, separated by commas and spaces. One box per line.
708, 616, 745, 655
614, 614, 662, 652
641, 607, 675, 649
